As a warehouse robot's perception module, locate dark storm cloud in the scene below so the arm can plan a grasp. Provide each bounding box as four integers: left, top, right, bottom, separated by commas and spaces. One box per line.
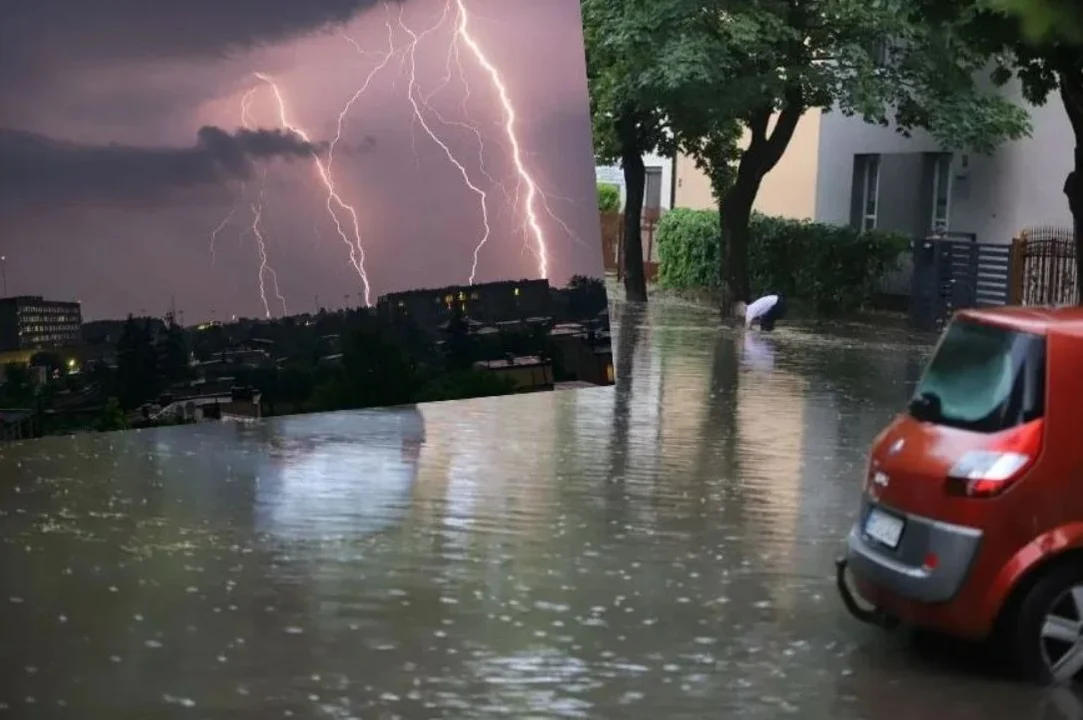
0, 126, 324, 206
0, 1, 402, 73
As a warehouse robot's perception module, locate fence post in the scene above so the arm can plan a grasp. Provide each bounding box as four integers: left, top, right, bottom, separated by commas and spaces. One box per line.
646, 213, 654, 267
616, 211, 625, 282
1008, 233, 1027, 305
908, 237, 938, 331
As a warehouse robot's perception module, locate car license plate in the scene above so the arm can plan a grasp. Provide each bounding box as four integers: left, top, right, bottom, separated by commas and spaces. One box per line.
864, 508, 904, 549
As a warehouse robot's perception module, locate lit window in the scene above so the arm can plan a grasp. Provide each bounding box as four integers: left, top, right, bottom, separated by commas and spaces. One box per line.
444, 294, 453, 303
470, 292, 479, 300
606, 363, 614, 383
514, 287, 520, 296
458, 291, 466, 301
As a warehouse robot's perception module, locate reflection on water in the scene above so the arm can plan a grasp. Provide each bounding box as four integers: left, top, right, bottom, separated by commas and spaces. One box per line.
0, 302, 1078, 718
256, 408, 425, 542
740, 331, 777, 373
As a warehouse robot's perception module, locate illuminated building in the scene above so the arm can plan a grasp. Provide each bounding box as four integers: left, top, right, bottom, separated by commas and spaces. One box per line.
0, 296, 83, 352
376, 278, 552, 335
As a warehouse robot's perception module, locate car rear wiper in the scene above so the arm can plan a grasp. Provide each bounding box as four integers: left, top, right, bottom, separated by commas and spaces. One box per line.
908, 391, 943, 422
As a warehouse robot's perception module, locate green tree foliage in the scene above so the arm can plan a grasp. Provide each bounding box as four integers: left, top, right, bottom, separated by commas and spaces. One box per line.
638, 0, 1030, 310
994, 0, 1083, 42
596, 183, 621, 212
969, 0, 1083, 300
583, 0, 676, 302
656, 209, 908, 313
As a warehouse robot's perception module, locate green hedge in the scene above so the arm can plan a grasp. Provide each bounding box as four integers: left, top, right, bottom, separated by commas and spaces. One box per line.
656, 208, 908, 313
597, 183, 621, 213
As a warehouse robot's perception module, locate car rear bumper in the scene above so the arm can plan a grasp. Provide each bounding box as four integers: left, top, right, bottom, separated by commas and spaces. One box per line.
845, 496, 983, 604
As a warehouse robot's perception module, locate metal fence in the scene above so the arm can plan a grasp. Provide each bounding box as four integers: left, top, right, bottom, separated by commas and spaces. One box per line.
1008, 226, 1078, 306
909, 233, 1012, 332
600, 208, 663, 282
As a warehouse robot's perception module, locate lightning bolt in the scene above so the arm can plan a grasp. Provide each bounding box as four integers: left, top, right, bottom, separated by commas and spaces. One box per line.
250, 191, 288, 318
420, 16, 506, 204
239, 88, 288, 318
207, 0, 577, 312
206, 88, 259, 265
255, 70, 380, 307
398, 5, 493, 287
207, 206, 234, 266
448, 0, 549, 281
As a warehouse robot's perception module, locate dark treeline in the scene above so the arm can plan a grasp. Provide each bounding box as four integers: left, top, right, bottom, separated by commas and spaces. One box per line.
0, 276, 611, 435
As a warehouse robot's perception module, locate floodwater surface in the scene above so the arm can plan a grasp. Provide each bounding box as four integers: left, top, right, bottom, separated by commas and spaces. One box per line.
1, 302, 1080, 719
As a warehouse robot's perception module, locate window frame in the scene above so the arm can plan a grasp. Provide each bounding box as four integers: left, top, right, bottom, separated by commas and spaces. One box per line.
859, 154, 881, 232
931, 153, 953, 234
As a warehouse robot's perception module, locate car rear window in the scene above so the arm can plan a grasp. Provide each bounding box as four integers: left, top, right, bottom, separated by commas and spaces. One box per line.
908, 318, 1046, 433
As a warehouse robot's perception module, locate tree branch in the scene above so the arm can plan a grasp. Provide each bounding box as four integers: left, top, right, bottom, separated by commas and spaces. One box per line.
747, 107, 771, 145
738, 83, 806, 183
1058, 69, 1083, 140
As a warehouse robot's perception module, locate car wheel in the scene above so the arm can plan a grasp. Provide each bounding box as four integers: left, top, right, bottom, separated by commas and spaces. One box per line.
1014, 565, 1083, 685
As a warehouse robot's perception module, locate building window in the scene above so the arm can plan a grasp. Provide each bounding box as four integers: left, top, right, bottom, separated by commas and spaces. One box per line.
513, 287, 520, 297
857, 154, 881, 231
470, 292, 479, 300
931, 153, 952, 234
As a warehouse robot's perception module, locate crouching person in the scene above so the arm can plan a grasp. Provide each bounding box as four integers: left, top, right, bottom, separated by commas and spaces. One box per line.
745, 293, 787, 331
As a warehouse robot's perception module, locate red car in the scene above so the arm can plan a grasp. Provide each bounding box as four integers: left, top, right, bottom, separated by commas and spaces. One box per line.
837, 306, 1083, 685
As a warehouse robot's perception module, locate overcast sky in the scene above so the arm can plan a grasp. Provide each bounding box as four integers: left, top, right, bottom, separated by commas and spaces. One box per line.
0, 0, 603, 322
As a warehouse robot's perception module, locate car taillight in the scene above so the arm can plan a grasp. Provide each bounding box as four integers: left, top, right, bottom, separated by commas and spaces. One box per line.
946, 418, 1044, 498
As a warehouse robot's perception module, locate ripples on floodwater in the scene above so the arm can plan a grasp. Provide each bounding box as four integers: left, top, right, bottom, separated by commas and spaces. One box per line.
1, 302, 1080, 718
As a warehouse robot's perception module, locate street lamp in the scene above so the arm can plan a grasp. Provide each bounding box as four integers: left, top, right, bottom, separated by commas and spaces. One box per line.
0, 255, 7, 296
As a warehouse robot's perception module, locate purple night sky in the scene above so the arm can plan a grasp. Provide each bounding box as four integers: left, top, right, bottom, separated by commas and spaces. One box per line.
0, 0, 604, 322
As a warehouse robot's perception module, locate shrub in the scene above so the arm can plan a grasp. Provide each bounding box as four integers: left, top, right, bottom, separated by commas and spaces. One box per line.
655, 209, 908, 314
655, 208, 724, 290
596, 183, 621, 213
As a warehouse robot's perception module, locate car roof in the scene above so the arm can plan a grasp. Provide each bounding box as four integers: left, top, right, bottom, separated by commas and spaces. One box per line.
957, 306, 1083, 337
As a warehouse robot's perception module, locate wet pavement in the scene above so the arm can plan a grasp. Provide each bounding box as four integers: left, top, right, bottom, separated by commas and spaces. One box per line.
2, 301, 1082, 719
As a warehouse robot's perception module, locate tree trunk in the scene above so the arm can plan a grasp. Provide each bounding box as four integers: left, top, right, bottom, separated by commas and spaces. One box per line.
1061, 72, 1083, 304
1065, 158, 1083, 304
714, 88, 805, 320
616, 110, 648, 303
719, 186, 755, 315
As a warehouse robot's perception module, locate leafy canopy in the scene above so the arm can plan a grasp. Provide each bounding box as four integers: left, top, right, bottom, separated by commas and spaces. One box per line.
605, 0, 1033, 199
582, 0, 674, 163
993, 0, 1083, 43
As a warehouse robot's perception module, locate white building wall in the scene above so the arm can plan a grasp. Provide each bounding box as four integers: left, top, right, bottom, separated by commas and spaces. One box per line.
595, 152, 674, 211
815, 81, 1074, 244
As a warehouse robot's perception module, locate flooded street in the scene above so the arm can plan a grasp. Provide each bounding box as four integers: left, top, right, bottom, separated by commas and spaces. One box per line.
2, 302, 1080, 719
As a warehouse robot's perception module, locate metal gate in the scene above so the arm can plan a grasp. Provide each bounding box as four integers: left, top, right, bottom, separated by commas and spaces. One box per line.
909, 233, 1013, 332
1008, 226, 1078, 307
